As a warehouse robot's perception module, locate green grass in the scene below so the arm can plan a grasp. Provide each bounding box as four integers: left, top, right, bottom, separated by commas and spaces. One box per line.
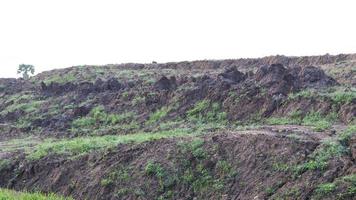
288, 87, 356, 104
72, 106, 137, 135
43, 73, 76, 84
302, 112, 337, 131
187, 100, 227, 124
145, 161, 165, 178
28, 128, 194, 160
146, 107, 170, 125
266, 111, 336, 132
314, 183, 336, 196
338, 125, 356, 146
0, 100, 45, 116
266, 117, 299, 125
273, 136, 349, 177
0, 188, 73, 200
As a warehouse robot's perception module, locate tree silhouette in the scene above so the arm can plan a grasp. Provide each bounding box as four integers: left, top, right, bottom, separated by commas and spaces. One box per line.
17, 64, 35, 79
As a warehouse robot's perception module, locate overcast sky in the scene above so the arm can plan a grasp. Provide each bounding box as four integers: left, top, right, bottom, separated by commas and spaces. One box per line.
0, 0, 355, 78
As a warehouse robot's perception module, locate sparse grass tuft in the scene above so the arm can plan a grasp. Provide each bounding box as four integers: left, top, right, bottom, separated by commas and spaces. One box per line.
314, 183, 336, 196
146, 107, 170, 125
301, 112, 337, 132
0, 188, 73, 200
187, 100, 227, 124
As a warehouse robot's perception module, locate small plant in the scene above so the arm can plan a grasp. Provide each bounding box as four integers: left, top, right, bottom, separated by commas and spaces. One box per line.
100, 178, 113, 186
17, 64, 35, 79
187, 100, 227, 124
302, 111, 336, 131
338, 125, 356, 146
180, 139, 207, 160
146, 106, 170, 125
314, 183, 336, 196
145, 161, 164, 178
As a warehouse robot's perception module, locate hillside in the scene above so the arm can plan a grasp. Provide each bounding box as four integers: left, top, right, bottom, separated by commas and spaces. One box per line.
0, 54, 355, 200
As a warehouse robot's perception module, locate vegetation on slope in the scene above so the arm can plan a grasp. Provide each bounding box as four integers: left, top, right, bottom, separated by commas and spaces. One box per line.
0, 188, 73, 200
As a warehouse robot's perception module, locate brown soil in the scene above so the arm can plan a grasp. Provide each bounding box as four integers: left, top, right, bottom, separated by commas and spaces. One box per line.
0, 53, 355, 199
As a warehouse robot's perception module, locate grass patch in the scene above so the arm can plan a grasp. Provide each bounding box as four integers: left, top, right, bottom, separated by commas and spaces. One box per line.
146, 106, 170, 125
338, 125, 356, 146
28, 128, 194, 160
72, 106, 137, 135
0, 99, 45, 116
266, 111, 336, 132
0, 188, 73, 200
288, 87, 356, 104
301, 112, 337, 131
43, 73, 76, 84
187, 100, 227, 124
273, 134, 349, 177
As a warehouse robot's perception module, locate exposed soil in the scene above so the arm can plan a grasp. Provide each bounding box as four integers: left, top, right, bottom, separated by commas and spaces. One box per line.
0, 54, 355, 199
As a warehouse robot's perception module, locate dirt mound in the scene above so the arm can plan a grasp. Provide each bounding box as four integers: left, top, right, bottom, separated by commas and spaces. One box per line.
41, 78, 123, 95
0, 54, 355, 199
293, 66, 338, 88
1, 131, 354, 200
0, 78, 34, 94
218, 67, 246, 84
255, 63, 296, 95
154, 76, 177, 90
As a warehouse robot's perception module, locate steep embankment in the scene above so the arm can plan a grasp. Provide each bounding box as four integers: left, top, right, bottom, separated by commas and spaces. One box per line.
0, 54, 355, 199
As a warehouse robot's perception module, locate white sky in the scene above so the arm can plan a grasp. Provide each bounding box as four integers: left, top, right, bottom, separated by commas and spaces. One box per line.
0, 0, 356, 78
